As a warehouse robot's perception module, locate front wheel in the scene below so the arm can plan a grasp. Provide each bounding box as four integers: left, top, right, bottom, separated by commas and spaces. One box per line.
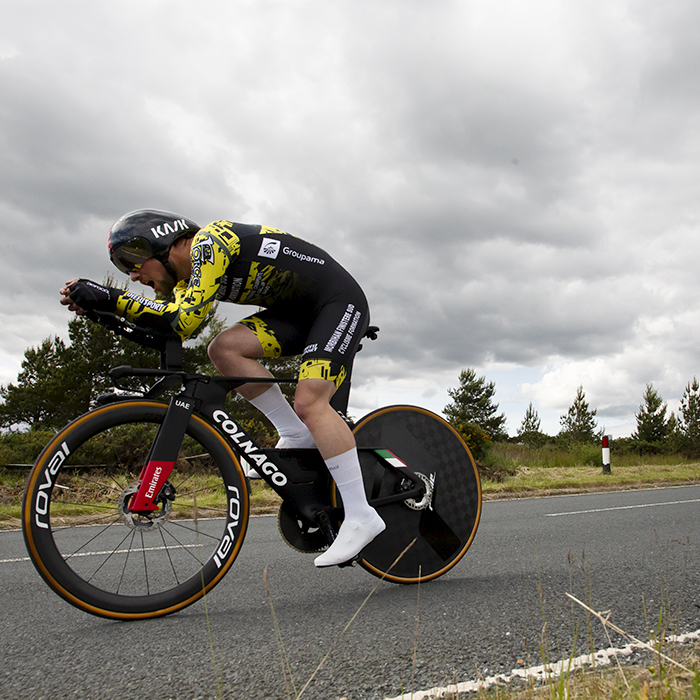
22, 400, 249, 620
352, 405, 481, 584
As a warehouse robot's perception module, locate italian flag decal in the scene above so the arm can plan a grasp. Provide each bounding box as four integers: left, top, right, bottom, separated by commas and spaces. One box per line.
375, 449, 407, 468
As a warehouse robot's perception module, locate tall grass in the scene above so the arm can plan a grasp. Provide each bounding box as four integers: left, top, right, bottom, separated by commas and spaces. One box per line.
489, 442, 695, 471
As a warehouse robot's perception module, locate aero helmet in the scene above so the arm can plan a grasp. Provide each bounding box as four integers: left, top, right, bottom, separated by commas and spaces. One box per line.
108, 209, 200, 274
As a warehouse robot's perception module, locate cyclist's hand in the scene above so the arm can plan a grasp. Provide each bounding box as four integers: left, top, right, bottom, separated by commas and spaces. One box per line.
63, 279, 119, 313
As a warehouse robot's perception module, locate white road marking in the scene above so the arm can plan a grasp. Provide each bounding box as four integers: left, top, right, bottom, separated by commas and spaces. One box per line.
1, 543, 205, 565
545, 497, 700, 517
385, 630, 700, 699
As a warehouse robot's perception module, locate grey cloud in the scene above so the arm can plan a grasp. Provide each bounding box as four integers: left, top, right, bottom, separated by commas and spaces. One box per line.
2, 0, 700, 437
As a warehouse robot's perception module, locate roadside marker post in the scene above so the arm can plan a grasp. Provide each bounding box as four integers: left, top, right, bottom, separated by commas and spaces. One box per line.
602, 435, 611, 474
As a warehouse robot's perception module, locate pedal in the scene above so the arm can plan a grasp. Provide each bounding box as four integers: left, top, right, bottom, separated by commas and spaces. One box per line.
336, 557, 359, 568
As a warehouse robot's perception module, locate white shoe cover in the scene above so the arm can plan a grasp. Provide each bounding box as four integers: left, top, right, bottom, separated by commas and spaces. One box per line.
276, 434, 316, 449
314, 517, 386, 567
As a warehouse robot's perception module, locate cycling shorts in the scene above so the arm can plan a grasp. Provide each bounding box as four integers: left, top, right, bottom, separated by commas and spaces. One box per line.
238, 284, 369, 388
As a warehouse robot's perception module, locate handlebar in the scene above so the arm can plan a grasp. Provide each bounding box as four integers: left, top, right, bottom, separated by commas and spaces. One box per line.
84, 310, 184, 370
84, 311, 380, 378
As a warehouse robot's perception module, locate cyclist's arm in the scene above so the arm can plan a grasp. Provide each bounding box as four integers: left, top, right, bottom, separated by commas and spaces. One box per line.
114, 229, 238, 339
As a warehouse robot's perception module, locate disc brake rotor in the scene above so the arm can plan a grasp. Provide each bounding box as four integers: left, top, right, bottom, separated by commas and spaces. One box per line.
118, 482, 173, 531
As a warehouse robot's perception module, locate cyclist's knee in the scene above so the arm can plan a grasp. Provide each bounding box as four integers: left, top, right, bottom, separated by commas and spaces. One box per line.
207, 324, 262, 367
294, 379, 334, 424
206, 331, 231, 368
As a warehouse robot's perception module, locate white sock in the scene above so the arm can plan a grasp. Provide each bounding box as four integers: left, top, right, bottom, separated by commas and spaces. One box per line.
248, 385, 314, 446
326, 448, 384, 532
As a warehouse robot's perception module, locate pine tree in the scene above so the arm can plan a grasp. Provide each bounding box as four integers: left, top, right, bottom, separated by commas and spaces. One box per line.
558, 385, 601, 445
517, 402, 548, 447
0, 336, 73, 429
444, 368, 507, 439
676, 377, 700, 457
631, 383, 669, 444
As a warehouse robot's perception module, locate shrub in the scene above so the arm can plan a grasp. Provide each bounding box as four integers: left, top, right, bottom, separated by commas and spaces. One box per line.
0, 429, 56, 467
451, 421, 492, 461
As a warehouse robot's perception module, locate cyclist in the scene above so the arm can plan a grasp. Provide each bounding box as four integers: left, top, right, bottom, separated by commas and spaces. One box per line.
59, 209, 385, 567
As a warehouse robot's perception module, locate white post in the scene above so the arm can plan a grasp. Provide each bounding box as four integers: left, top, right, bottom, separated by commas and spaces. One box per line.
602, 435, 611, 474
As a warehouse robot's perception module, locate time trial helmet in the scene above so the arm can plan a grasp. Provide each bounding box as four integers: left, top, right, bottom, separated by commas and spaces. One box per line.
108, 209, 200, 274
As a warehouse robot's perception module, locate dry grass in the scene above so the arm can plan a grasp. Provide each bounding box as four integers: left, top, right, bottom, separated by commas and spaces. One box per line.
3, 458, 700, 528
470, 651, 700, 700
482, 463, 700, 500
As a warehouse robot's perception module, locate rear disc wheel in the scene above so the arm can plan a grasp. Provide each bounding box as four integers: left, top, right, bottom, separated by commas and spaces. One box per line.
351, 405, 481, 584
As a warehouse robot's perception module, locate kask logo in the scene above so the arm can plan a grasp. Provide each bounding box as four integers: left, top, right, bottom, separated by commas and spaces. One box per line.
151, 219, 188, 239
258, 238, 281, 259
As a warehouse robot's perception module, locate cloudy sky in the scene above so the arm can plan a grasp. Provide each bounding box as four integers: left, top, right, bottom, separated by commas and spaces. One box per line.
2, 0, 699, 438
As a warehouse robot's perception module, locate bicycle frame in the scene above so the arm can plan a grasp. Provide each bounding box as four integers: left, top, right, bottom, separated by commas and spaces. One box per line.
92, 312, 426, 544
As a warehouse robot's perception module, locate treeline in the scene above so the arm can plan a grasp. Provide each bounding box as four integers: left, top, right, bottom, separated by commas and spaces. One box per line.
1, 318, 699, 464
0, 311, 298, 465
443, 369, 700, 460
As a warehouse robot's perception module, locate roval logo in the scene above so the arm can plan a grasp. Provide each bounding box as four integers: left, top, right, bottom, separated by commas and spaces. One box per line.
34, 441, 70, 529
212, 410, 288, 486
213, 484, 242, 568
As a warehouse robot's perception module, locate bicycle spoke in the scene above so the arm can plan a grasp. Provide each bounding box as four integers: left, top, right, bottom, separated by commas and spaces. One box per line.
165, 519, 224, 542
159, 527, 181, 586
141, 531, 149, 595
85, 528, 134, 586
62, 520, 124, 560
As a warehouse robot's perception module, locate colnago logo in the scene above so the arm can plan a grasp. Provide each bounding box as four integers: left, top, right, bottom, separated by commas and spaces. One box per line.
258, 237, 281, 259
213, 484, 242, 568
213, 410, 288, 486
34, 441, 70, 530
151, 219, 188, 239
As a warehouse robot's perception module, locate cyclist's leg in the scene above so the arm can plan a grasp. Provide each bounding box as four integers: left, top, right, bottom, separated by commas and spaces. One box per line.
294, 377, 385, 566
206, 320, 274, 400
289, 290, 385, 565
207, 316, 314, 448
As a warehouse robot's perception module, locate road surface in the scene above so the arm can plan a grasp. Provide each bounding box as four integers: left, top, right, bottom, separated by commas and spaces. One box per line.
2, 485, 699, 699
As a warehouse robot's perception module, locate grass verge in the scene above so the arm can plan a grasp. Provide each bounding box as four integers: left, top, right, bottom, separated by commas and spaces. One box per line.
482, 462, 700, 500
2, 459, 699, 528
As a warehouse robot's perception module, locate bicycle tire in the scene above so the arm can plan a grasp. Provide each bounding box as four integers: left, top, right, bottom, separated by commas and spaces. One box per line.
351, 405, 481, 584
22, 400, 249, 620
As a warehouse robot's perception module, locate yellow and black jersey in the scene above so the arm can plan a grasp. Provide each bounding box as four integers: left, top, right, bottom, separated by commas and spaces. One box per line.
115, 221, 336, 339
112, 221, 369, 388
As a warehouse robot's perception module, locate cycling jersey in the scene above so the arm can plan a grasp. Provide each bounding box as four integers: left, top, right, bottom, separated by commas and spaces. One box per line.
113, 221, 369, 386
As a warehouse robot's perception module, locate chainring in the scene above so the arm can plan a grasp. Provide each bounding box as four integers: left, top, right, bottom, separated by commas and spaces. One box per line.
277, 501, 328, 553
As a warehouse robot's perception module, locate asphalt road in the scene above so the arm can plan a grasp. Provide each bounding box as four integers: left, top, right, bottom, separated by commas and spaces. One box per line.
2, 485, 699, 700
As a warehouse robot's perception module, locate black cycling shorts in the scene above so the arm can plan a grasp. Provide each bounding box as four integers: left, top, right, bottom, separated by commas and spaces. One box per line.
238, 286, 369, 388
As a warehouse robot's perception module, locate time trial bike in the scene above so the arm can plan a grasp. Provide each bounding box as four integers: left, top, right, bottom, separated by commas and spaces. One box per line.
22, 312, 481, 620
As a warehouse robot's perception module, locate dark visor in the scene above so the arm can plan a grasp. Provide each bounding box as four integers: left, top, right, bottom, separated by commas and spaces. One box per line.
109, 238, 155, 274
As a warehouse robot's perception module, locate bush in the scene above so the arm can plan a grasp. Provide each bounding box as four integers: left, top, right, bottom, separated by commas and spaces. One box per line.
451, 421, 492, 461
613, 436, 670, 456
0, 429, 56, 466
